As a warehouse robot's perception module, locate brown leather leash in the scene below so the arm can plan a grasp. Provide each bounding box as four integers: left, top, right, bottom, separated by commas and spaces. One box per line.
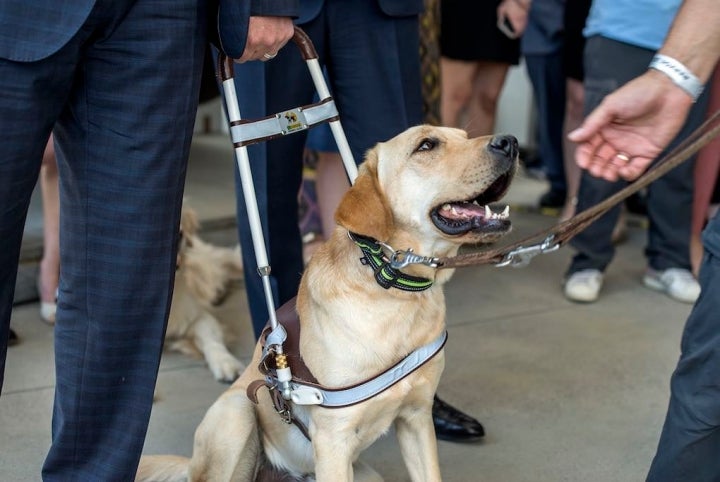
436, 109, 720, 269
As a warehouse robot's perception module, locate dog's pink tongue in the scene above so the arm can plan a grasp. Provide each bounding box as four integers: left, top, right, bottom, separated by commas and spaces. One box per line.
441, 202, 485, 220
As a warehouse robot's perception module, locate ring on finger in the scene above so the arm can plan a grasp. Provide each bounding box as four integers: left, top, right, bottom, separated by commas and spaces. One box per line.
614, 152, 631, 163
263, 51, 278, 60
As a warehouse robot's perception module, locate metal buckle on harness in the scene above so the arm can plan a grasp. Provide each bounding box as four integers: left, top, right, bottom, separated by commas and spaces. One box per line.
290, 385, 324, 405
495, 235, 560, 268
268, 383, 293, 424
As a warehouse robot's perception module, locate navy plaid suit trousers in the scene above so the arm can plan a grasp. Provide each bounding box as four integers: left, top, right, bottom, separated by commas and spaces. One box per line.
0, 0, 207, 479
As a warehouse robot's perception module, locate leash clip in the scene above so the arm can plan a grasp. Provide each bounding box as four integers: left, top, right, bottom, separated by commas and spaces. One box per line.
388, 248, 440, 269
351, 233, 440, 269
496, 235, 559, 268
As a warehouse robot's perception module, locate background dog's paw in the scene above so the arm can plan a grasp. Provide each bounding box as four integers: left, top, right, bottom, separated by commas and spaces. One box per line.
208, 353, 246, 383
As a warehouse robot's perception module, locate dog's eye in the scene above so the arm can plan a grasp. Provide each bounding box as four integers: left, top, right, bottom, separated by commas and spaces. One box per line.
416, 138, 437, 152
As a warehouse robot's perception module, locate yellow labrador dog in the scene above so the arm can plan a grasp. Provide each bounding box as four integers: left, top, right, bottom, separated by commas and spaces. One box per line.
138, 126, 518, 481
165, 208, 245, 382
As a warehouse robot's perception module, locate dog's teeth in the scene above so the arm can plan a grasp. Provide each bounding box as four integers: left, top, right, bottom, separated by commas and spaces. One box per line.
451, 206, 459, 215
442, 203, 452, 211
482, 205, 510, 220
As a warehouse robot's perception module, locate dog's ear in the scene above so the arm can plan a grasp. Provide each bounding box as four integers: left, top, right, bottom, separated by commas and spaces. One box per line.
335, 149, 393, 241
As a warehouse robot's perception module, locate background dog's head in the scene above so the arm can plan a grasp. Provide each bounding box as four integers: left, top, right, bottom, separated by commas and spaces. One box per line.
335, 125, 518, 258
176, 207, 243, 307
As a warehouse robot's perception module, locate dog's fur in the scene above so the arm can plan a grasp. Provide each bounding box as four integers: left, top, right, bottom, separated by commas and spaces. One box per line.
165, 208, 245, 382
138, 126, 518, 481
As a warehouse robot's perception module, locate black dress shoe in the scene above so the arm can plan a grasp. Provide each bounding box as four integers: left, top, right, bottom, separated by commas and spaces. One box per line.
432, 396, 485, 443
8, 328, 19, 346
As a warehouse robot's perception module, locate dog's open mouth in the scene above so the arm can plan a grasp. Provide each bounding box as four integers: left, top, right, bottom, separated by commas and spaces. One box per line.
430, 171, 513, 236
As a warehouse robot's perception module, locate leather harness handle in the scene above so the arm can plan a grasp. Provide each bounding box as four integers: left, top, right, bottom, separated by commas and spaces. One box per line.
437, 109, 720, 269
291, 26, 318, 61
218, 26, 316, 81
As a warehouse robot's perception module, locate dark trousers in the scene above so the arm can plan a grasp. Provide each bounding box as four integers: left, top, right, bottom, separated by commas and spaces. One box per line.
229, 1, 423, 337
646, 245, 720, 481
525, 50, 567, 194
0, 0, 206, 479
568, 36, 708, 275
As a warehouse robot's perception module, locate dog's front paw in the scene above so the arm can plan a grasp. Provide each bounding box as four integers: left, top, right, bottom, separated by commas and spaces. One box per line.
208, 352, 246, 383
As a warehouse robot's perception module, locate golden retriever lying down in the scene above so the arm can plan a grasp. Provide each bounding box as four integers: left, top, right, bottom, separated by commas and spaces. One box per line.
138, 126, 518, 481
165, 208, 245, 382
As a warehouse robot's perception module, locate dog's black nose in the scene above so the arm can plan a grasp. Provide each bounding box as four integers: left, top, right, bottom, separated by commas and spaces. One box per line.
488, 135, 518, 158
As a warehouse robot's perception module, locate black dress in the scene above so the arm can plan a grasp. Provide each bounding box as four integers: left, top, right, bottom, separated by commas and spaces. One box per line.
440, 0, 520, 64
562, 0, 592, 81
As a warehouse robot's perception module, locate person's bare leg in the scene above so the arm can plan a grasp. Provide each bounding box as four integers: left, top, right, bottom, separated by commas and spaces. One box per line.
561, 78, 585, 221
466, 60, 510, 137
315, 151, 350, 241
440, 57, 477, 130
39, 135, 60, 323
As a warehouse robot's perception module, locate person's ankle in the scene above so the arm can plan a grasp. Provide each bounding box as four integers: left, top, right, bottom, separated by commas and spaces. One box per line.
38, 259, 59, 302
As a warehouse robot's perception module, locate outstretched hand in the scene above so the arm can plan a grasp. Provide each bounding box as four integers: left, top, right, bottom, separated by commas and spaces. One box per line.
568, 70, 694, 181
235, 16, 295, 63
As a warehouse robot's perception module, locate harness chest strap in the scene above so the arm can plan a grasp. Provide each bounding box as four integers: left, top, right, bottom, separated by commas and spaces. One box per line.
248, 324, 448, 409
298, 330, 447, 407
247, 299, 447, 408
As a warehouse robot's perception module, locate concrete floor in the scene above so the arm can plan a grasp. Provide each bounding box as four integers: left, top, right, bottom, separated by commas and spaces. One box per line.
3, 133, 692, 481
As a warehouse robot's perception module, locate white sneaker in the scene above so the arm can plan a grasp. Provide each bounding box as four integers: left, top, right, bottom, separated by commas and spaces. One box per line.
564, 269, 604, 303
643, 268, 700, 303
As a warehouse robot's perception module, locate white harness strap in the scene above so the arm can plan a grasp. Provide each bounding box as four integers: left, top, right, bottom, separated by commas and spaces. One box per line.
289, 330, 448, 408
229, 99, 339, 146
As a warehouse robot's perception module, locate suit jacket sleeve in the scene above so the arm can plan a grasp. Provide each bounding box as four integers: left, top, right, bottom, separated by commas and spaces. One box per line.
216, 0, 299, 58
0, 0, 95, 62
